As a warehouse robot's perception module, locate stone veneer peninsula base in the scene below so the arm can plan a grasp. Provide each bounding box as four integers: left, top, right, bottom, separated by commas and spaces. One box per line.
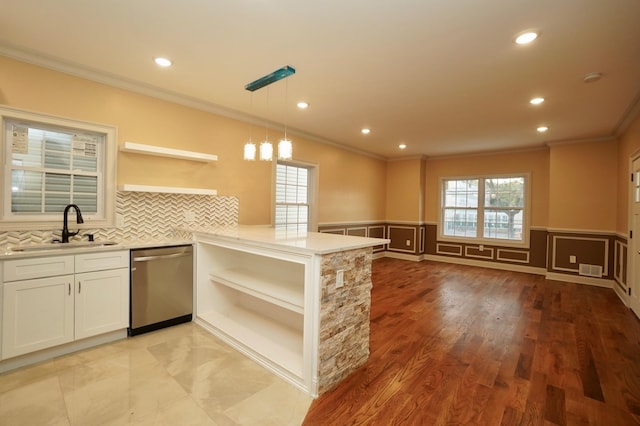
192, 227, 388, 397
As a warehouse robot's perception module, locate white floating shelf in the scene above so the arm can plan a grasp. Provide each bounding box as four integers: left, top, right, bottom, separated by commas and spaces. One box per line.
118, 184, 217, 195
120, 141, 217, 162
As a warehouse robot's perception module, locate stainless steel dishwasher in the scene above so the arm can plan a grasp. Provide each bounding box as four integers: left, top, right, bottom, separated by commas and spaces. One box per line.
129, 245, 193, 336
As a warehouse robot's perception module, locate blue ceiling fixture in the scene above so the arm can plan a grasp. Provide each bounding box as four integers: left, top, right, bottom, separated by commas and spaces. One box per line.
245, 65, 296, 92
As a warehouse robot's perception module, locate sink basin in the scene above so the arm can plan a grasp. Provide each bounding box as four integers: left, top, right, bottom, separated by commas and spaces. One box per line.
10, 241, 119, 252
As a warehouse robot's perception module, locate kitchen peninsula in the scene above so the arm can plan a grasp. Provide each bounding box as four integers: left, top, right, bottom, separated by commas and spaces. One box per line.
192, 226, 389, 397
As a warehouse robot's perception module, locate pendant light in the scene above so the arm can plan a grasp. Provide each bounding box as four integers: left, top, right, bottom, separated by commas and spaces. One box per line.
243, 65, 296, 161
260, 141, 273, 161
243, 92, 257, 160
278, 78, 293, 160
243, 142, 256, 160
260, 87, 273, 161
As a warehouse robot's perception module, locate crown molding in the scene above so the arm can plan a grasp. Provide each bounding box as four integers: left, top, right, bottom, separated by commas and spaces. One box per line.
0, 44, 387, 162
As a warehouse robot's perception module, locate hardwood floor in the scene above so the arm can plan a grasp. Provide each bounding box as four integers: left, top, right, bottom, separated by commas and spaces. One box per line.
303, 258, 640, 425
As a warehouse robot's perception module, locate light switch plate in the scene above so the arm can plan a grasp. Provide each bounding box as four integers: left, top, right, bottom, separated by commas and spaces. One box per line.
336, 269, 344, 288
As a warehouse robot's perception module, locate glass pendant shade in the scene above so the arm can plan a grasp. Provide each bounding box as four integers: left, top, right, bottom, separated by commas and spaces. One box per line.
260, 141, 273, 161
244, 142, 256, 160
278, 139, 293, 160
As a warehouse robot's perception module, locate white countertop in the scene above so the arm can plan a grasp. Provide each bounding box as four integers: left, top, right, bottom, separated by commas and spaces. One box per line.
0, 237, 193, 260
189, 225, 389, 255
0, 226, 389, 259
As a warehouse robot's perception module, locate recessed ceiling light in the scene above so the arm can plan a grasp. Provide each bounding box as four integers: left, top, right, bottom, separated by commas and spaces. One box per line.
583, 72, 602, 83
530, 97, 545, 105
537, 126, 549, 133
154, 57, 172, 67
361, 128, 371, 135
515, 31, 539, 45
297, 101, 309, 109
399, 144, 407, 149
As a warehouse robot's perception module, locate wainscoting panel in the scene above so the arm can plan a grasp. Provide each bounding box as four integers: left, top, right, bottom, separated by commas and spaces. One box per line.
368, 226, 387, 252
550, 234, 611, 277
387, 225, 418, 254
321, 222, 624, 287
321, 228, 346, 235
436, 243, 463, 256
465, 246, 494, 260
614, 235, 627, 290
496, 249, 530, 264
346, 227, 367, 237
318, 223, 387, 253
426, 225, 547, 269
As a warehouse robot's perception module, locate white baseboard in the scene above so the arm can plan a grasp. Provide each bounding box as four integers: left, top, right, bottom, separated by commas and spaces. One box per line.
384, 252, 620, 291
612, 283, 630, 306
384, 252, 424, 262
0, 329, 127, 374
545, 272, 614, 288
372, 251, 387, 260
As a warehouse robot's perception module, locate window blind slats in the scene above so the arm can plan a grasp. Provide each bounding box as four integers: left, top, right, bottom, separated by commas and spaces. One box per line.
7, 120, 103, 215
11, 192, 42, 213
275, 163, 309, 231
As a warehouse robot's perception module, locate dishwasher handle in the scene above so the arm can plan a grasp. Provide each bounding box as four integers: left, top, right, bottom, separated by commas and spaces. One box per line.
133, 252, 192, 262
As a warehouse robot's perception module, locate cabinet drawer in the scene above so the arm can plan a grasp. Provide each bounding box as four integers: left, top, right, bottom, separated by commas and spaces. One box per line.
3, 255, 75, 282
75, 250, 129, 273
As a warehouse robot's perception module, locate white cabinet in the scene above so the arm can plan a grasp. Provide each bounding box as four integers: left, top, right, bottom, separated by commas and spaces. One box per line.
2, 275, 75, 358
75, 268, 129, 340
2, 250, 129, 359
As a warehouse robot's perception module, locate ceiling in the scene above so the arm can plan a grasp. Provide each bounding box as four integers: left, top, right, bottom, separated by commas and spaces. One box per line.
1, 0, 639, 159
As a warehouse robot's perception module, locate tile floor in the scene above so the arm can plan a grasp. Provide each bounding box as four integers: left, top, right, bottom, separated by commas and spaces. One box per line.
0, 323, 312, 425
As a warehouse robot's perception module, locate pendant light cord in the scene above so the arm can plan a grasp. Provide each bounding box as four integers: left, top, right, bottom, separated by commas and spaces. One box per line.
249, 92, 254, 143
284, 79, 289, 141
265, 87, 270, 142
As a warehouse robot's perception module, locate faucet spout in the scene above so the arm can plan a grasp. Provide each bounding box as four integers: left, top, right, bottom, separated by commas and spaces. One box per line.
62, 204, 84, 243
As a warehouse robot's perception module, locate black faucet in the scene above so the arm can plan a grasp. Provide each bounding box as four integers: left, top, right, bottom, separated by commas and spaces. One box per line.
62, 204, 84, 243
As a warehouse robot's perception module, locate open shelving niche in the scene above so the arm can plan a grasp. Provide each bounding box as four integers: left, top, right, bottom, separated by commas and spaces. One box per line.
195, 238, 318, 394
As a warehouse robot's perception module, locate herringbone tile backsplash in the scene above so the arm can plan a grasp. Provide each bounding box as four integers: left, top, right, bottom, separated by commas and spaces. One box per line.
0, 191, 239, 246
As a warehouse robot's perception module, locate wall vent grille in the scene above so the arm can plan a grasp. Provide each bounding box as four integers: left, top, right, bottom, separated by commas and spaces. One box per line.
579, 263, 603, 278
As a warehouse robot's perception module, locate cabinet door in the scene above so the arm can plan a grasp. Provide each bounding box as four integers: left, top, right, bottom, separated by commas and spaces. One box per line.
2, 275, 75, 359
75, 268, 129, 340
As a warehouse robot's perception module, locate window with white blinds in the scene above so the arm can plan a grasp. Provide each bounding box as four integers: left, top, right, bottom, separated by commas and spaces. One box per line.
275, 163, 310, 231
9, 124, 101, 214
1, 106, 116, 230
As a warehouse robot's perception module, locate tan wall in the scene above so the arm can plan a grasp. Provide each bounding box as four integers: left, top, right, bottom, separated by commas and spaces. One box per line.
617, 113, 640, 234
0, 55, 386, 225
548, 140, 617, 231
385, 158, 424, 222
292, 141, 387, 224
424, 148, 550, 227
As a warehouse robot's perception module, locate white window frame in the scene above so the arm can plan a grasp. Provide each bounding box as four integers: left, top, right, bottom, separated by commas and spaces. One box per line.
273, 160, 318, 232
438, 173, 530, 248
0, 105, 117, 231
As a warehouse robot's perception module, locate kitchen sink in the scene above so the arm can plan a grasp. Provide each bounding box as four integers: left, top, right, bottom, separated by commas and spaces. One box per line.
10, 241, 119, 252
